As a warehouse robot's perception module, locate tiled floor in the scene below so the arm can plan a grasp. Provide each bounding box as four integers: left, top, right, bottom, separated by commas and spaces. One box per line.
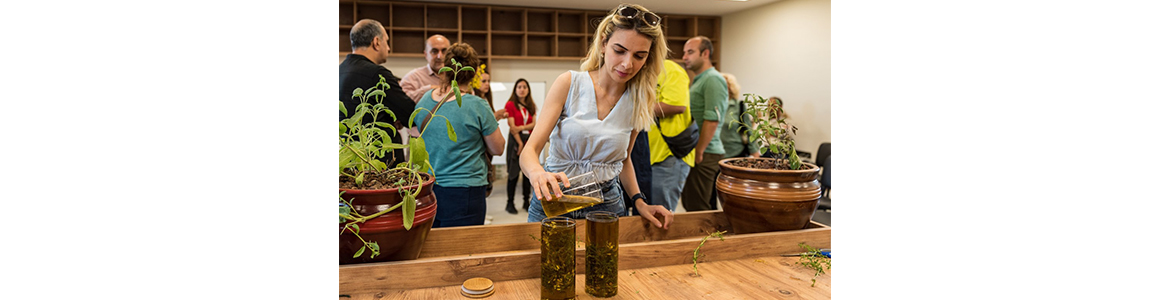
481, 167, 830, 226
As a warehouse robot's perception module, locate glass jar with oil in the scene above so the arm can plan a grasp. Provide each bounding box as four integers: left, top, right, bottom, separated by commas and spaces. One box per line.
541, 171, 604, 217
586, 211, 619, 297
540, 216, 577, 300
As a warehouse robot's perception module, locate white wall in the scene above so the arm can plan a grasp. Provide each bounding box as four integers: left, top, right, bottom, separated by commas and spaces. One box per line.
720, 0, 831, 157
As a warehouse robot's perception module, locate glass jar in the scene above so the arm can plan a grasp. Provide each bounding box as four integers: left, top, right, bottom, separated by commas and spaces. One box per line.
540, 216, 576, 300
585, 211, 618, 297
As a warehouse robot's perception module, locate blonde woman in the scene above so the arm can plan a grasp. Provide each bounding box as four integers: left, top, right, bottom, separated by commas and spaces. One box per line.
520, 3, 673, 228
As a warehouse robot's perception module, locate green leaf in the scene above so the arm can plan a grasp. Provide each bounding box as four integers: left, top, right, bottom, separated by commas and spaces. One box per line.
339, 101, 348, 116
445, 119, 456, 141
408, 137, 430, 174
382, 108, 397, 122
439, 66, 453, 74
352, 88, 364, 99
355, 172, 365, 186
402, 193, 416, 230
339, 206, 350, 223
374, 122, 394, 129
353, 246, 365, 258
409, 108, 424, 128
347, 223, 360, 234
459, 66, 474, 73
368, 89, 386, 100
453, 85, 463, 107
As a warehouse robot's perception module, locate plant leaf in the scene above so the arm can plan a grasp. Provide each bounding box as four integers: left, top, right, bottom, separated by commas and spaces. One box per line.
352, 88, 364, 99
374, 121, 394, 129
409, 137, 430, 174
460, 66, 474, 73
454, 85, 463, 107
339, 101, 348, 116
439, 66, 453, 74
402, 193, 416, 230
445, 119, 456, 141
353, 246, 365, 258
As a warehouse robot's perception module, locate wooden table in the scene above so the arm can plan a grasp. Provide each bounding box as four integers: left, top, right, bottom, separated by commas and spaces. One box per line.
339, 211, 831, 299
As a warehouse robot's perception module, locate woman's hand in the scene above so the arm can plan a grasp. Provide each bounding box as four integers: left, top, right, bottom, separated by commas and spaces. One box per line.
634, 200, 674, 229
528, 170, 570, 201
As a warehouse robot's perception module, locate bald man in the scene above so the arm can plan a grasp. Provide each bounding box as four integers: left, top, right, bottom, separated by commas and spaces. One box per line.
400, 34, 452, 103
340, 19, 416, 166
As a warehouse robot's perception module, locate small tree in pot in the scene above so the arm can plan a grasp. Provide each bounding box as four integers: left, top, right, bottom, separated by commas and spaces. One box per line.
338, 61, 475, 264
716, 93, 822, 234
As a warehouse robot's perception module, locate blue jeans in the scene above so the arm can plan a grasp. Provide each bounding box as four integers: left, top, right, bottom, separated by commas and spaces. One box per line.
432, 184, 488, 228
650, 155, 691, 212
526, 177, 629, 222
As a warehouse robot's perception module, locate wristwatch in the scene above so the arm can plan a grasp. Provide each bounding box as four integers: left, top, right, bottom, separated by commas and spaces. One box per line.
631, 193, 647, 204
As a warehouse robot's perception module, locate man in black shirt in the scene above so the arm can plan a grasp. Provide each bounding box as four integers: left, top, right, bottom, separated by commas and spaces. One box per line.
340, 19, 416, 167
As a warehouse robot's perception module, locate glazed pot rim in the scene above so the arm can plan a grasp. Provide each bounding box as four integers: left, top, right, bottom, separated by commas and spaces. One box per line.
718, 157, 820, 174
339, 172, 435, 194
340, 199, 437, 232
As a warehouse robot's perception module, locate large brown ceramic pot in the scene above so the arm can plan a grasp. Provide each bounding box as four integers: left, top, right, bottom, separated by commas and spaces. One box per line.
339, 173, 438, 264
716, 158, 821, 234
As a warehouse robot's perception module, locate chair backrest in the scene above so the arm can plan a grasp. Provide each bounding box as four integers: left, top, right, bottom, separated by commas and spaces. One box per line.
816, 142, 831, 167
821, 155, 830, 188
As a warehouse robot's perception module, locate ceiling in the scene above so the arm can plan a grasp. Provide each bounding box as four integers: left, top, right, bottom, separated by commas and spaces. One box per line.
416, 0, 783, 16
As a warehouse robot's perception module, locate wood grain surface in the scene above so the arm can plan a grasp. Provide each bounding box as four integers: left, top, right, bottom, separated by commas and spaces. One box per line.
340, 211, 830, 298
338, 256, 831, 300
417, 211, 735, 258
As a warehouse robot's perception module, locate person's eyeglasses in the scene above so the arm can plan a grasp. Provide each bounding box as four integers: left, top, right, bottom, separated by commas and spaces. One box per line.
616, 5, 660, 27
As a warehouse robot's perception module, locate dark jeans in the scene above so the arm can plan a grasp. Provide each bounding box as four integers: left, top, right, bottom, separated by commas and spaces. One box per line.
432, 184, 488, 228
623, 131, 651, 216
709, 148, 747, 209
507, 176, 531, 206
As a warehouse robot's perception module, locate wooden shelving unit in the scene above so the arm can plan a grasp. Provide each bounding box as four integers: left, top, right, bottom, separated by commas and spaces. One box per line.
339, 1, 721, 70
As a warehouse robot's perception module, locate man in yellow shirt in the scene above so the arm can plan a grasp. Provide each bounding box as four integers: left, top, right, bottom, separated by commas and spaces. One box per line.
648, 59, 695, 212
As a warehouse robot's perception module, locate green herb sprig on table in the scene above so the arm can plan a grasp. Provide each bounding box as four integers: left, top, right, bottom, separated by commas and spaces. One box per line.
796, 242, 831, 287
691, 230, 727, 276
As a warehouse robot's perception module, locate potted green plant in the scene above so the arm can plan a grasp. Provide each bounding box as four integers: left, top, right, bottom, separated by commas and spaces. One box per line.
338, 60, 476, 264
715, 93, 822, 234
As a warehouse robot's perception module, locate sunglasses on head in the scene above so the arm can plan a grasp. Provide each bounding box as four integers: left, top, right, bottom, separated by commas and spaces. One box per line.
616, 5, 660, 27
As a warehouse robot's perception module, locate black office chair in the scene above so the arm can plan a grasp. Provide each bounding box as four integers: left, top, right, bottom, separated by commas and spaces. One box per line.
815, 142, 830, 168
820, 155, 830, 199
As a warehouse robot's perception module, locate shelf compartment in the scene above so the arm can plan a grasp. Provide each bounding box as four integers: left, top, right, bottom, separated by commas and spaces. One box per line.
491, 33, 523, 56
556, 12, 584, 34
355, 3, 389, 26
665, 16, 693, 38
426, 4, 458, 30
459, 33, 488, 56
491, 8, 523, 32
340, 28, 351, 53
461, 6, 488, 31
697, 17, 719, 39
526, 35, 554, 57
557, 36, 586, 58
526, 9, 554, 33
340, 2, 355, 26
667, 39, 686, 60
391, 29, 425, 54
391, 3, 424, 28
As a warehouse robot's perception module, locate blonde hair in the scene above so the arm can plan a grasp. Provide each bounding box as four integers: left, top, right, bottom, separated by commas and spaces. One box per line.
723, 73, 740, 100
580, 4, 667, 131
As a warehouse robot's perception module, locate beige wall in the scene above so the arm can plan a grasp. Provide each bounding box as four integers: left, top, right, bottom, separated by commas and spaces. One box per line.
720, 0, 831, 156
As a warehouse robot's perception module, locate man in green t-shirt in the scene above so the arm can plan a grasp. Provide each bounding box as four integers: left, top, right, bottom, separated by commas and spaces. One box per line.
648, 59, 694, 212
679, 36, 728, 212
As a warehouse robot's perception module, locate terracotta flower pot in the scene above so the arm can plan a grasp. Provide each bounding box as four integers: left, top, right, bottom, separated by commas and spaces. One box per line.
339, 173, 438, 264
716, 158, 821, 234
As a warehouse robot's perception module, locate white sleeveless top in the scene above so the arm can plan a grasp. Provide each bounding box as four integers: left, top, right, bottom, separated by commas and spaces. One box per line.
544, 71, 635, 181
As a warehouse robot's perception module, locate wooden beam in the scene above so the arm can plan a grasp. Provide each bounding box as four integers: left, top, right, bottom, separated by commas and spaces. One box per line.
340, 223, 829, 293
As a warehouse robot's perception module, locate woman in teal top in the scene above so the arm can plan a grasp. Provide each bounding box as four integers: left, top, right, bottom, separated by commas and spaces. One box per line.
412, 43, 505, 228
